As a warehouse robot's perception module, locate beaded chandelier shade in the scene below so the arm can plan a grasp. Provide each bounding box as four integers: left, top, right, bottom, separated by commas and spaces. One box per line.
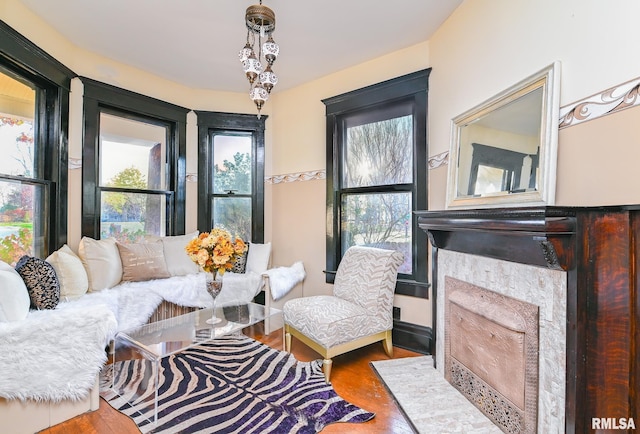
239, 1, 279, 118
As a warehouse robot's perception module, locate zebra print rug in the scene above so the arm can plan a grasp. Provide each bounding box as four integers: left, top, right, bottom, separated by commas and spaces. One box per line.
100, 334, 374, 433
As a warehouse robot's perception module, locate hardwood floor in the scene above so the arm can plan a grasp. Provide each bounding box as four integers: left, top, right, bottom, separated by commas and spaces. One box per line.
41, 324, 422, 434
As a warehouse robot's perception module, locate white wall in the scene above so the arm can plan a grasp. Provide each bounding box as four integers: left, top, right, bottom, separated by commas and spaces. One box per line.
428, 0, 640, 209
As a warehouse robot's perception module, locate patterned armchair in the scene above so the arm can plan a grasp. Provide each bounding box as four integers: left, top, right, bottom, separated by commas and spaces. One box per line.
283, 246, 404, 382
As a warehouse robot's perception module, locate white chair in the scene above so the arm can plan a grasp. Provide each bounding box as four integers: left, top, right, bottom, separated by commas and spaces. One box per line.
283, 246, 404, 382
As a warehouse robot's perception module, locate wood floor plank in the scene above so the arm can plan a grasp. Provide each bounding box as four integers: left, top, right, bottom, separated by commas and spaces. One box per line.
40, 324, 421, 433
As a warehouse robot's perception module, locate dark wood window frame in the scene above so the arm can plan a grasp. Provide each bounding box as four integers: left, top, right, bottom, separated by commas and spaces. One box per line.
195, 111, 266, 243
81, 77, 189, 238
323, 69, 430, 298
0, 20, 75, 255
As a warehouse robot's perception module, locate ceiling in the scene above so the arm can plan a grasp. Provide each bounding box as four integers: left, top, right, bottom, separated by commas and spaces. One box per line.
17, 0, 462, 93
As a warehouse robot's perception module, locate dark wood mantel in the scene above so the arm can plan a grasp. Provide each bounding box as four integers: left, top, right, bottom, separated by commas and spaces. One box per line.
416, 206, 639, 434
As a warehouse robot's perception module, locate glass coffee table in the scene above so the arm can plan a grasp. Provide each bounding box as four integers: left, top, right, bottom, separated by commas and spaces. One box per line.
110, 302, 281, 424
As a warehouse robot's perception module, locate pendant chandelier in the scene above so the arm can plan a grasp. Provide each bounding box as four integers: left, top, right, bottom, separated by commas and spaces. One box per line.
239, 1, 279, 118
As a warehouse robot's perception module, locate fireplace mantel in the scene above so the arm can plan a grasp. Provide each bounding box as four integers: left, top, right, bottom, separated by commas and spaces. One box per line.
417, 206, 576, 270
416, 205, 639, 434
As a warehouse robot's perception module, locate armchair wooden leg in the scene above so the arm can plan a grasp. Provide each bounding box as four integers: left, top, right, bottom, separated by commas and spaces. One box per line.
382, 331, 393, 358
322, 359, 332, 383
285, 330, 292, 353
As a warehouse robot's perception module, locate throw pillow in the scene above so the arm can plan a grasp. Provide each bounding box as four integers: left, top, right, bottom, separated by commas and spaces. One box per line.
46, 244, 89, 300
231, 249, 248, 274
245, 242, 271, 274
78, 237, 123, 292
15, 255, 61, 310
117, 241, 171, 282
160, 231, 200, 276
0, 260, 30, 322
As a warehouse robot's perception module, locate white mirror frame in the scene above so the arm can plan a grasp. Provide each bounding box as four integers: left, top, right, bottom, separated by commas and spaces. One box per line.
446, 62, 561, 209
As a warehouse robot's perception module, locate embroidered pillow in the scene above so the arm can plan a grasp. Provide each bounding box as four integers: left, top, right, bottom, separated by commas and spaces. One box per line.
15, 255, 60, 310
231, 249, 248, 274
117, 241, 171, 282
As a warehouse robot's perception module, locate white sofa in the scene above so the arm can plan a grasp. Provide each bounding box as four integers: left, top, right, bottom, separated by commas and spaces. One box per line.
0, 235, 303, 434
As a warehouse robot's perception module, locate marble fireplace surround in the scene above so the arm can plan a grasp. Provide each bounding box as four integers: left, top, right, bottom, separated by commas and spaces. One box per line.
417, 206, 640, 433
439, 251, 565, 432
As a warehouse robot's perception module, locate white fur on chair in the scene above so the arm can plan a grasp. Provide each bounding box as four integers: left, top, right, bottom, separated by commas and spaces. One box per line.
263, 261, 305, 301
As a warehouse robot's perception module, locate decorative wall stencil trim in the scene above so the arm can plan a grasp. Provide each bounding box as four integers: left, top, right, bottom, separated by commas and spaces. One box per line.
559, 76, 640, 129
186, 173, 197, 183
266, 169, 326, 184
69, 157, 82, 170
428, 151, 449, 170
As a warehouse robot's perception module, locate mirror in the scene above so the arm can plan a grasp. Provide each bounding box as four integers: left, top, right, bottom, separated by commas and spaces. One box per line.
447, 62, 561, 208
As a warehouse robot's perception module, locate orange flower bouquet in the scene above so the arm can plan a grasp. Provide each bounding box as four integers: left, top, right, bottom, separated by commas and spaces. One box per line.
185, 229, 247, 277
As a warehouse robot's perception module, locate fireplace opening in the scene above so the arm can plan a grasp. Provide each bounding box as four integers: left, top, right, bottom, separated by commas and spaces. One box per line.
445, 277, 539, 434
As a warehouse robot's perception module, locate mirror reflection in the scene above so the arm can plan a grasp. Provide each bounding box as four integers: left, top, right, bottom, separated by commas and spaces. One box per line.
447, 62, 560, 208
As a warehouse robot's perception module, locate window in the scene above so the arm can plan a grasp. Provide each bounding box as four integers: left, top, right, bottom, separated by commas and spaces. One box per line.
196, 112, 265, 242
82, 78, 188, 241
98, 112, 172, 241
324, 70, 430, 297
0, 21, 74, 263
211, 133, 253, 240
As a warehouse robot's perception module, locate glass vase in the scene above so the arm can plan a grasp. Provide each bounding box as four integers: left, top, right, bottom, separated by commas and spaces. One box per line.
205, 272, 223, 325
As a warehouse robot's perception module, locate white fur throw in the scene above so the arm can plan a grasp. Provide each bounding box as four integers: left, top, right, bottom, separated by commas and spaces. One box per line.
0, 273, 212, 403
61, 272, 212, 337
0, 304, 116, 402
264, 261, 306, 301
0, 271, 289, 403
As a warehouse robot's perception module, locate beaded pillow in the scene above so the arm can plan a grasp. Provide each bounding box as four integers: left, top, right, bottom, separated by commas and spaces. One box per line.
15, 255, 61, 310
231, 249, 248, 274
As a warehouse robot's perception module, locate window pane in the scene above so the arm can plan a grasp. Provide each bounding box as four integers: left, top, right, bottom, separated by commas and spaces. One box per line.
101, 191, 166, 242
213, 197, 251, 241
0, 179, 47, 264
0, 71, 35, 177
474, 165, 508, 195
343, 115, 413, 188
100, 113, 167, 189
213, 134, 252, 194
341, 192, 412, 274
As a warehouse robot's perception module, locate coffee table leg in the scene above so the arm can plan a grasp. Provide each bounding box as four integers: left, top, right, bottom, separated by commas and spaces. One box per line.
153, 357, 159, 424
